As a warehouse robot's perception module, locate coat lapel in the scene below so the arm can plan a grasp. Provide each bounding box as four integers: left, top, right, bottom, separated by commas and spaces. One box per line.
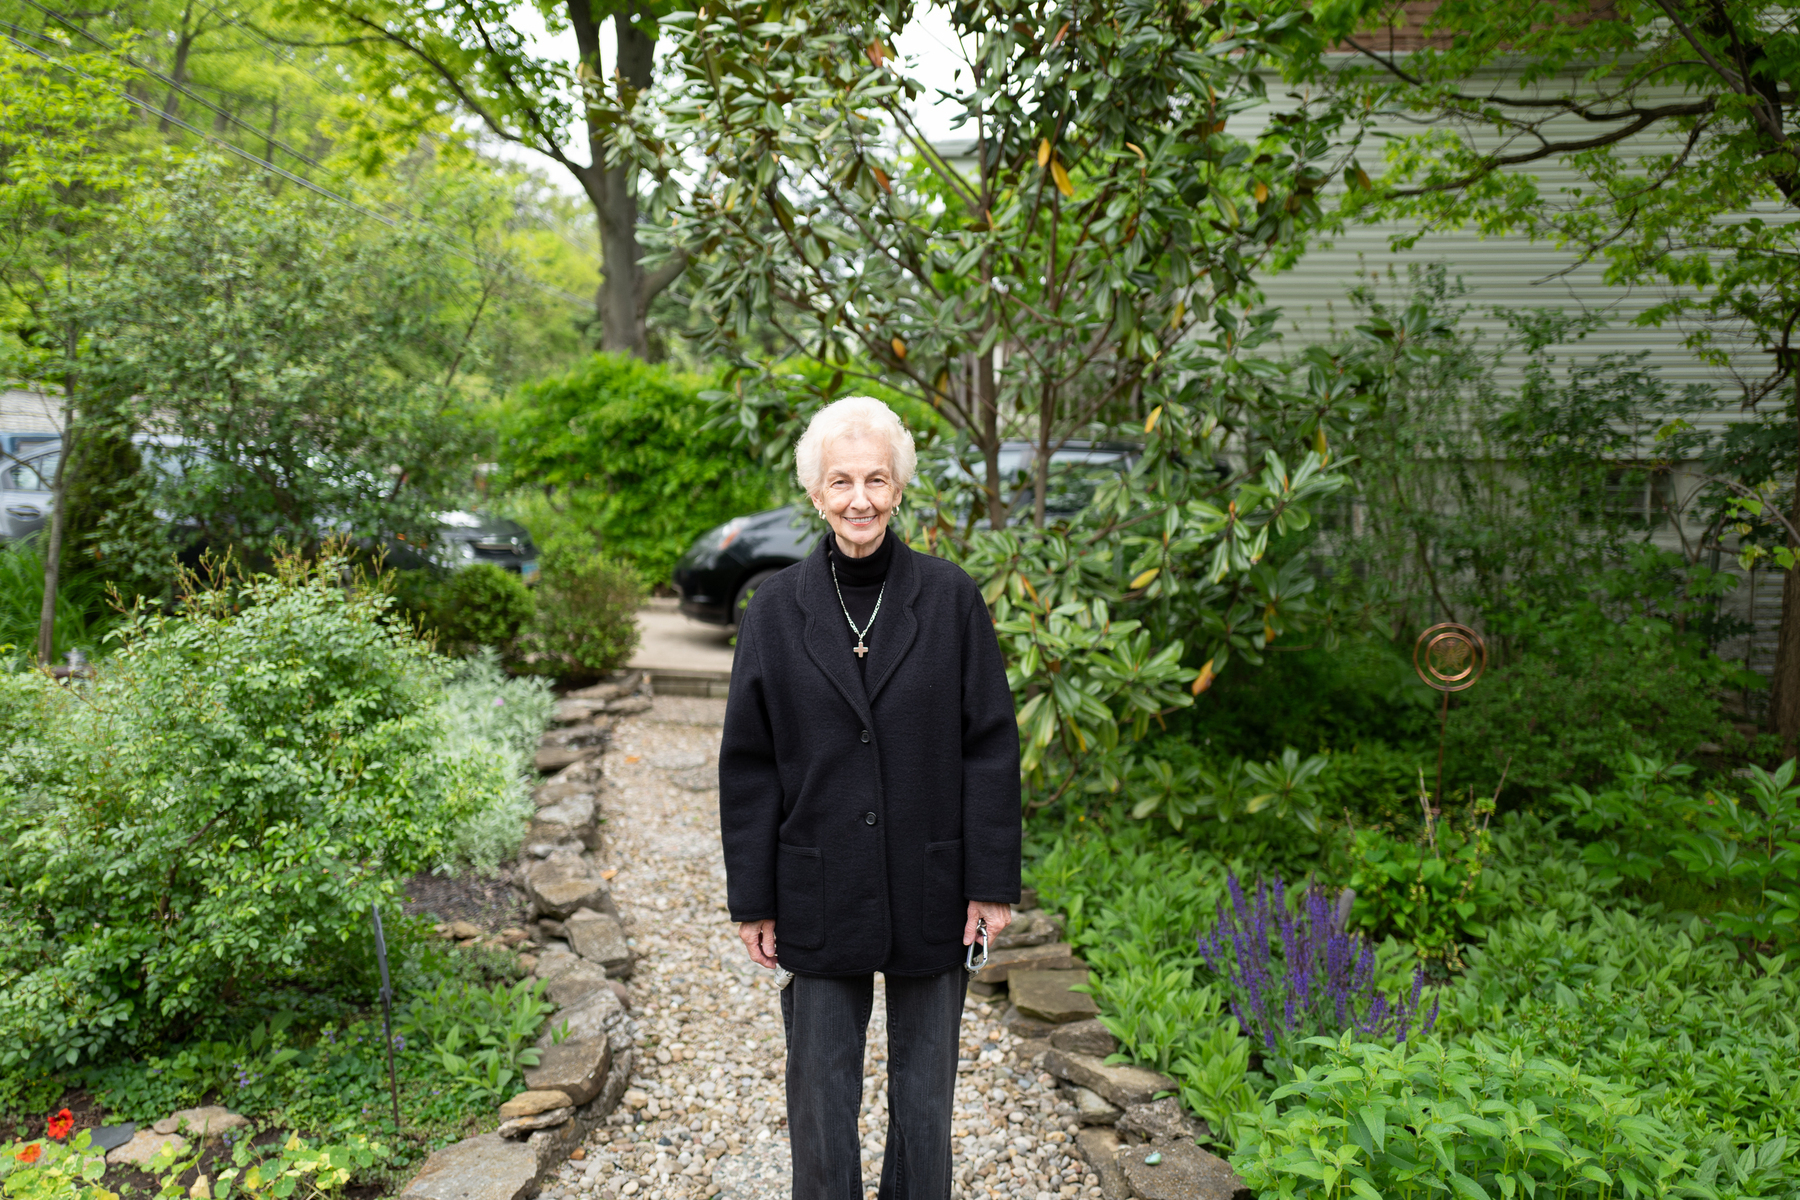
798, 534, 872, 725
863, 537, 921, 706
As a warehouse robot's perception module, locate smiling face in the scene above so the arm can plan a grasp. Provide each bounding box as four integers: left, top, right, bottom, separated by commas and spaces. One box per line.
812, 433, 901, 558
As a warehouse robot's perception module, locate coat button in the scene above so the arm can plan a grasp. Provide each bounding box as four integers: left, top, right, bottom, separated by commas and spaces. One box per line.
864, 812, 878, 826
860, 729, 871, 743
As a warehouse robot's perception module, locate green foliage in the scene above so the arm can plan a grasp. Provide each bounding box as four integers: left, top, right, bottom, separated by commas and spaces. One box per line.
177, 1130, 388, 1200
428, 652, 554, 874
1560, 755, 1800, 948
0, 541, 115, 663
0, 552, 530, 1069
1347, 794, 1499, 972
395, 978, 553, 1102
496, 354, 781, 585
0, 1130, 113, 1200
392, 566, 536, 655
1233, 1035, 1701, 1200
515, 547, 645, 683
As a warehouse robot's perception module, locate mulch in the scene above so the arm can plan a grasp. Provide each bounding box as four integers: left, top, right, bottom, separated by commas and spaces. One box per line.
399, 866, 529, 934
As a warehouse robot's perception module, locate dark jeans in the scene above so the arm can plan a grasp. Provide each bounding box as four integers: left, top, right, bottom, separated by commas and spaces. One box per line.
780, 968, 968, 1200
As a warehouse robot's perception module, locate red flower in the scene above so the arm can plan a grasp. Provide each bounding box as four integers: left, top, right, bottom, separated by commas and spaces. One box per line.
15, 1144, 42, 1164
46, 1110, 74, 1141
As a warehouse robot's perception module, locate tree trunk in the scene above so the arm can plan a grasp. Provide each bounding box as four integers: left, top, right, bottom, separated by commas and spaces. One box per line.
159, 4, 197, 134
36, 378, 75, 666
1771, 376, 1800, 758
1033, 377, 1053, 527
566, 2, 676, 359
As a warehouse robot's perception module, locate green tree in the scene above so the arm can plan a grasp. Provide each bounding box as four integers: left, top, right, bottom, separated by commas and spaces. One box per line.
496, 353, 781, 583
664, 0, 1354, 527
303, 0, 684, 357
1277, 0, 1800, 744
89, 158, 499, 563
0, 38, 147, 662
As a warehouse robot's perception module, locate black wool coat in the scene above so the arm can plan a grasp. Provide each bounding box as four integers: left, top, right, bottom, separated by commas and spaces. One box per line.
718, 533, 1022, 976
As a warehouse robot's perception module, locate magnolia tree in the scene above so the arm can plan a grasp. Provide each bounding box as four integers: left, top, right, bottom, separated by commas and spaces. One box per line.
649, 0, 1417, 803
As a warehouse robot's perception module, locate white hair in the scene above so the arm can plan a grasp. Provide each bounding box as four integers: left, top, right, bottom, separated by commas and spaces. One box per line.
794, 396, 917, 496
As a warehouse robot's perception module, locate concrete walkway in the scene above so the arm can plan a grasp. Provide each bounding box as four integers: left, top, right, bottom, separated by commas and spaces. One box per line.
629, 600, 736, 695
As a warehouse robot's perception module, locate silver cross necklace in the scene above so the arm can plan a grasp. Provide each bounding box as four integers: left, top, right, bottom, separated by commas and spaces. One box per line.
830, 556, 886, 659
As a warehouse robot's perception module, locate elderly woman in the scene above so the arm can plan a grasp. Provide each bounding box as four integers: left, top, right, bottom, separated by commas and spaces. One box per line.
719, 395, 1021, 1199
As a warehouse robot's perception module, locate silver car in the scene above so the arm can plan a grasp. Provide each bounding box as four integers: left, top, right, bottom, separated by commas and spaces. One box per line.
0, 434, 59, 542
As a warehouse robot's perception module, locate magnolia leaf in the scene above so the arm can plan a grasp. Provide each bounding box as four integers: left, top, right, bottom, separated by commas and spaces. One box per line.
1038, 138, 1053, 168
1192, 659, 1216, 695
1130, 567, 1160, 589
891, 336, 907, 360
1253, 181, 1268, 203
1144, 405, 1163, 434
1051, 158, 1074, 198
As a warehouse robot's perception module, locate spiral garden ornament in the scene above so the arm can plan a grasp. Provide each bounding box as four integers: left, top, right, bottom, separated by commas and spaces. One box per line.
1413, 622, 1486, 692
1414, 623, 1487, 809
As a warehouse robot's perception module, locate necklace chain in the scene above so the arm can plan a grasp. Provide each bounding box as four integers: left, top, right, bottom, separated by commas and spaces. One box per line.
830, 557, 886, 653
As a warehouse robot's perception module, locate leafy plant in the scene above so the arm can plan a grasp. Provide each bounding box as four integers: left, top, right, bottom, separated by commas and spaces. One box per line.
1347, 778, 1498, 971
153, 1131, 387, 1200
395, 978, 553, 1103
1196, 873, 1437, 1072
391, 566, 536, 655
0, 551, 524, 1069
1232, 1036, 1697, 1200
0, 1129, 113, 1200
515, 547, 644, 683
494, 354, 782, 585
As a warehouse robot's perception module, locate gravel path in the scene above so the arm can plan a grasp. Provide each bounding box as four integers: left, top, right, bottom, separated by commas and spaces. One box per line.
540, 696, 1100, 1200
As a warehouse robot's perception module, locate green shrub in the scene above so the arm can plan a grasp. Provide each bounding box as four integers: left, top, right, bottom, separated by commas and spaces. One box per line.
430, 652, 554, 873
1346, 791, 1500, 973
0, 553, 525, 1070
1232, 1035, 1702, 1200
391, 566, 536, 654
517, 547, 644, 682
495, 354, 782, 584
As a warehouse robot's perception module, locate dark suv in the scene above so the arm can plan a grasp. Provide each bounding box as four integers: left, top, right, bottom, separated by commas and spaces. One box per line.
671, 440, 1136, 626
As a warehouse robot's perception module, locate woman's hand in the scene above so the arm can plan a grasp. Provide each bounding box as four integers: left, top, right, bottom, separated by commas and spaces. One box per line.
739, 919, 778, 969
963, 901, 1013, 947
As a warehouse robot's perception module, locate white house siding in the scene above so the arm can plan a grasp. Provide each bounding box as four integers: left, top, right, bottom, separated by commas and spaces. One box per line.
1233, 69, 1797, 688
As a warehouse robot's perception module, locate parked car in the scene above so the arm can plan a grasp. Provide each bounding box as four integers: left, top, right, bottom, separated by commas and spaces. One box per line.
0, 434, 62, 543
383, 511, 541, 582
672, 439, 1138, 626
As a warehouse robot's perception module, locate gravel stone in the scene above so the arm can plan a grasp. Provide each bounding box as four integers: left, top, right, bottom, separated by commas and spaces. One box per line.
566, 697, 1095, 1200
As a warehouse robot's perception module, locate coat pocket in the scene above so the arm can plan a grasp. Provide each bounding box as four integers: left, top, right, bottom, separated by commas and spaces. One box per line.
776, 843, 825, 950
921, 838, 965, 944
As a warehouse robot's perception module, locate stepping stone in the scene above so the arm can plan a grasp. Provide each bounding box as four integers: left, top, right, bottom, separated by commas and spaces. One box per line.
525, 1037, 612, 1106
565, 908, 632, 977
106, 1130, 188, 1167
1052, 1018, 1118, 1058
972, 942, 1085, 985
1117, 1139, 1250, 1200
553, 699, 609, 724
153, 1106, 249, 1138
523, 855, 616, 920
1075, 1128, 1130, 1200
536, 983, 627, 1051
496, 1107, 573, 1140
398, 1133, 539, 1200
1000, 1006, 1061, 1040
535, 746, 589, 774
499, 1090, 572, 1120
1118, 1097, 1210, 1145
543, 961, 613, 1008
535, 794, 596, 832
1045, 1047, 1176, 1108
1010, 968, 1100, 1023
89, 1124, 135, 1152
1017, 886, 1039, 911
607, 697, 652, 716
1075, 1086, 1121, 1125
992, 910, 1062, 949
566, 682, 627, 702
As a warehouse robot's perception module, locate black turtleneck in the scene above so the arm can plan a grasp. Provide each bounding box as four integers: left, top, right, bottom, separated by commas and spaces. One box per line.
829, 533, 894, 670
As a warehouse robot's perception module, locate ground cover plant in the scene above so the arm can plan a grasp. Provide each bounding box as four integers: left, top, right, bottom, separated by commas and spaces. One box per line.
0, 550, 558, 1187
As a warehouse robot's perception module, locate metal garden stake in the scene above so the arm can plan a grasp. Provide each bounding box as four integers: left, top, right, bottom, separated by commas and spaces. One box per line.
371, 905, 402, 1134
1413, 623, 1486, 811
